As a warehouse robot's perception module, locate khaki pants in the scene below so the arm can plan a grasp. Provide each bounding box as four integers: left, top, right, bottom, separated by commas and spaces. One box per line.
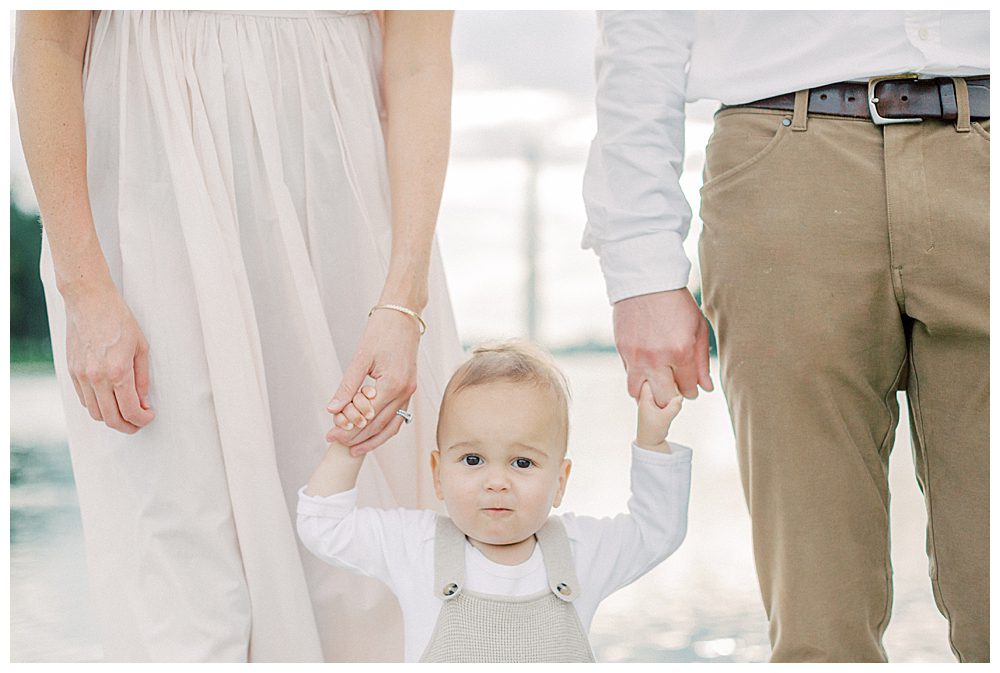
698, 88, 989, 662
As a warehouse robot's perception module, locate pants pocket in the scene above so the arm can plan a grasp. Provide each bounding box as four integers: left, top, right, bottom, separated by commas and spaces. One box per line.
701, 110, 791, 195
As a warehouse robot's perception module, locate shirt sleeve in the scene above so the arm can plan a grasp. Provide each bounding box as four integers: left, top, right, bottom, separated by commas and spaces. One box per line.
295, 486, 435, 594
582, 10, 696, 304
563, 442, 692, 602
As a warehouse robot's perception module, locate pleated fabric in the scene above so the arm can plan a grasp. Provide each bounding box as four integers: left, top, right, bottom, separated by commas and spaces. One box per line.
38, 10, 463, 662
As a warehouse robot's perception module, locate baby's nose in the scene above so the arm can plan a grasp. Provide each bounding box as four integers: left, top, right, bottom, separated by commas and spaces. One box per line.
484, 469, 510, 491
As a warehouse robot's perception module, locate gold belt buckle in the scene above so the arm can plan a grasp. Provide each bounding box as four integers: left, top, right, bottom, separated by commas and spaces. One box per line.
868, 73, 924, 125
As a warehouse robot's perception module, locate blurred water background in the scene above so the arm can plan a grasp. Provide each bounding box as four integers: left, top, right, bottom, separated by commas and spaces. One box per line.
10, 10, 955, 663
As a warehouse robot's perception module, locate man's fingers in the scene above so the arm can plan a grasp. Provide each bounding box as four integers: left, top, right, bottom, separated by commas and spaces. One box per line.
695, 320, 714, 392
350, 414, 406, 457
670, 362, 699, 400
625, 367, 645, 400
328, 354, 370, 414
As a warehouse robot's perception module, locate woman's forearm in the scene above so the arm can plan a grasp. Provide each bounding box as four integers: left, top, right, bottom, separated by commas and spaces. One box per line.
379, 11, 454, 312
13, 11, 110, 302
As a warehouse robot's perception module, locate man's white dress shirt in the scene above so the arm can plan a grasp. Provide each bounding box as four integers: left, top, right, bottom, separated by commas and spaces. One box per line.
583, 10, 989, 304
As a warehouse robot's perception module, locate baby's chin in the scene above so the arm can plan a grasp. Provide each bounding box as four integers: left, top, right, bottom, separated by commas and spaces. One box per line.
461, 523, 540, 548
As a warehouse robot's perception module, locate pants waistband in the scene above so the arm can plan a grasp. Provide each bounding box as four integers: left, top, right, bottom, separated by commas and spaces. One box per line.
725, 76, 989, 123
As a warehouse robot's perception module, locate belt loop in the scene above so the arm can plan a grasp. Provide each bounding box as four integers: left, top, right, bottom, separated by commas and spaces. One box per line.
791, 89, 809, 131
951, 77, 971, 133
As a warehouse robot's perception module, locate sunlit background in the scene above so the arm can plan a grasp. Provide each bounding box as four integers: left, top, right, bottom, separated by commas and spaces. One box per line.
10, 10, 954, 663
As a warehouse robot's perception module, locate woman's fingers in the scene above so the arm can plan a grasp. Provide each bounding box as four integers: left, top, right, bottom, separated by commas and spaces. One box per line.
79, 382, 103, 422
93, 380, 139, 434
345, 395, 409, 452
63, 286, 156, 434
327, 350, 371, 414
69, 371, 86, 408
113, 368, 155, 428
350, 414, 406, 456
134, 338, 152, 409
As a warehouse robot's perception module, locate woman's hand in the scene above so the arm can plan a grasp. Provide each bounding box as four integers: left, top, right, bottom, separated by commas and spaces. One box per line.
64, 283, 155, 434
14, 11, 153, 435
326, 308, 421, 456
323, 11, 453, 457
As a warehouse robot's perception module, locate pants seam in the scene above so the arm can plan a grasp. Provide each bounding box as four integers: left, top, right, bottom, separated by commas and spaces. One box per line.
883, 131, 907, 312
873, 353, 909, 653
908, 349, 962, 661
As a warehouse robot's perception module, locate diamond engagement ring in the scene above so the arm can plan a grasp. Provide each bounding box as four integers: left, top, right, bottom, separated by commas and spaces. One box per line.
396, 409, 413, 424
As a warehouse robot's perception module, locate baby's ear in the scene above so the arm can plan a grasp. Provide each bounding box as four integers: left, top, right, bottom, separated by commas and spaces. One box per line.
552, 458, 572, 508
430, 450, 444, 501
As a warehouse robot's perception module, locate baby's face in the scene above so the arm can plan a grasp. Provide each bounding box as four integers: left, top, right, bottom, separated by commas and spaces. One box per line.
432, 381, 571, 553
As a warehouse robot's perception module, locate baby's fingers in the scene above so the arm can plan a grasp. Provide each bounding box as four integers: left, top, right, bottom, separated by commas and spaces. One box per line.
341, 402, 368, 430
352, 390, 376, 421
661, 395, 684, 423
334, 412, 355, 431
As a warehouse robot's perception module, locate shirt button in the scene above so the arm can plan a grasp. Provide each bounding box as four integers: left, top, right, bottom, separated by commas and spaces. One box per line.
442, 583, 458, 597
556, 582, 571, 596
918, 27, 929, 40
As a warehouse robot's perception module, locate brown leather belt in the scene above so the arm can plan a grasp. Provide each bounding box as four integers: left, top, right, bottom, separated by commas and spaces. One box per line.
726, 75, 989, 124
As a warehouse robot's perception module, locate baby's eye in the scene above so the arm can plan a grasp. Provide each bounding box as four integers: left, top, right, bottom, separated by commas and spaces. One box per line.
462, 454, 482, 466
512, 457, 533, 469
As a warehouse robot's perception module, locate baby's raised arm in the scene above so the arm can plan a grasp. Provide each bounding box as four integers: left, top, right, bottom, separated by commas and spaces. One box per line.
305, 388, 378, 496
634, 381, 683, 453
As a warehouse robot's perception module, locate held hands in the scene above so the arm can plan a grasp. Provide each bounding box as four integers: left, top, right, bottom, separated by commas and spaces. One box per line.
614, 288, 713, 405
636, 381, 683, 452
326, 307, 420, 456
64, 283, 155, 434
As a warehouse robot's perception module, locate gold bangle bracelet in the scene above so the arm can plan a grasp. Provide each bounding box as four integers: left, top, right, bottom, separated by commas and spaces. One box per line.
368, 304, 427, 336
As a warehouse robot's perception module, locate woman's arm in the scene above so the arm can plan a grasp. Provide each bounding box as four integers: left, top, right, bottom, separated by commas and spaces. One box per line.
14, 11, 155, 433
326, 10, 454, 455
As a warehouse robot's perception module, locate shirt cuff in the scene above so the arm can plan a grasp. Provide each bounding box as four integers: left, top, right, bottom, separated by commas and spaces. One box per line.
296, 485, 358, 518
591, 230, 692, 304
631, 441, 693, 465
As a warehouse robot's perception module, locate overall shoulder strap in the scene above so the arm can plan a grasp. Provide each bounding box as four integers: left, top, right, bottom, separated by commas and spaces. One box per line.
432, 515, 467, 601
535, 517, 580, 603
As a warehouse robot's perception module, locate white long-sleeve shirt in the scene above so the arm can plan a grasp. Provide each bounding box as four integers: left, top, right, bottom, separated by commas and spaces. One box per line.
297, 443, 692, 662
582, 10, 990, 304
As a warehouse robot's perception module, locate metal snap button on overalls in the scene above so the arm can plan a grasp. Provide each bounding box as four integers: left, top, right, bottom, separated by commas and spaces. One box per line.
420, 516, 596, 662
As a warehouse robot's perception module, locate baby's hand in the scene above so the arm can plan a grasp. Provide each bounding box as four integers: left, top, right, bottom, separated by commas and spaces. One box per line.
332, 385, 377, 434
635, 381, 683, 452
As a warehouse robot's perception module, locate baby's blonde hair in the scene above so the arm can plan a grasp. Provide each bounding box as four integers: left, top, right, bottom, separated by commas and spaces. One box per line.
437, 339, 571, 450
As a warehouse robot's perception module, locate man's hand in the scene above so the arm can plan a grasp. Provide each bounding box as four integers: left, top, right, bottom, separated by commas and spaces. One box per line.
613, 288, 713, 405
636, 381, 683, 451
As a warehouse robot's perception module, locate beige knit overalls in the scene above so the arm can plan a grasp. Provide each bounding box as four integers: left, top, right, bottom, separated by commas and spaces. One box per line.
419, 517, 596, 663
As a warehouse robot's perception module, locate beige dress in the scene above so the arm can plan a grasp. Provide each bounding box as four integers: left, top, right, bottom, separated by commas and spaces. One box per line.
38, 10, 462, 662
